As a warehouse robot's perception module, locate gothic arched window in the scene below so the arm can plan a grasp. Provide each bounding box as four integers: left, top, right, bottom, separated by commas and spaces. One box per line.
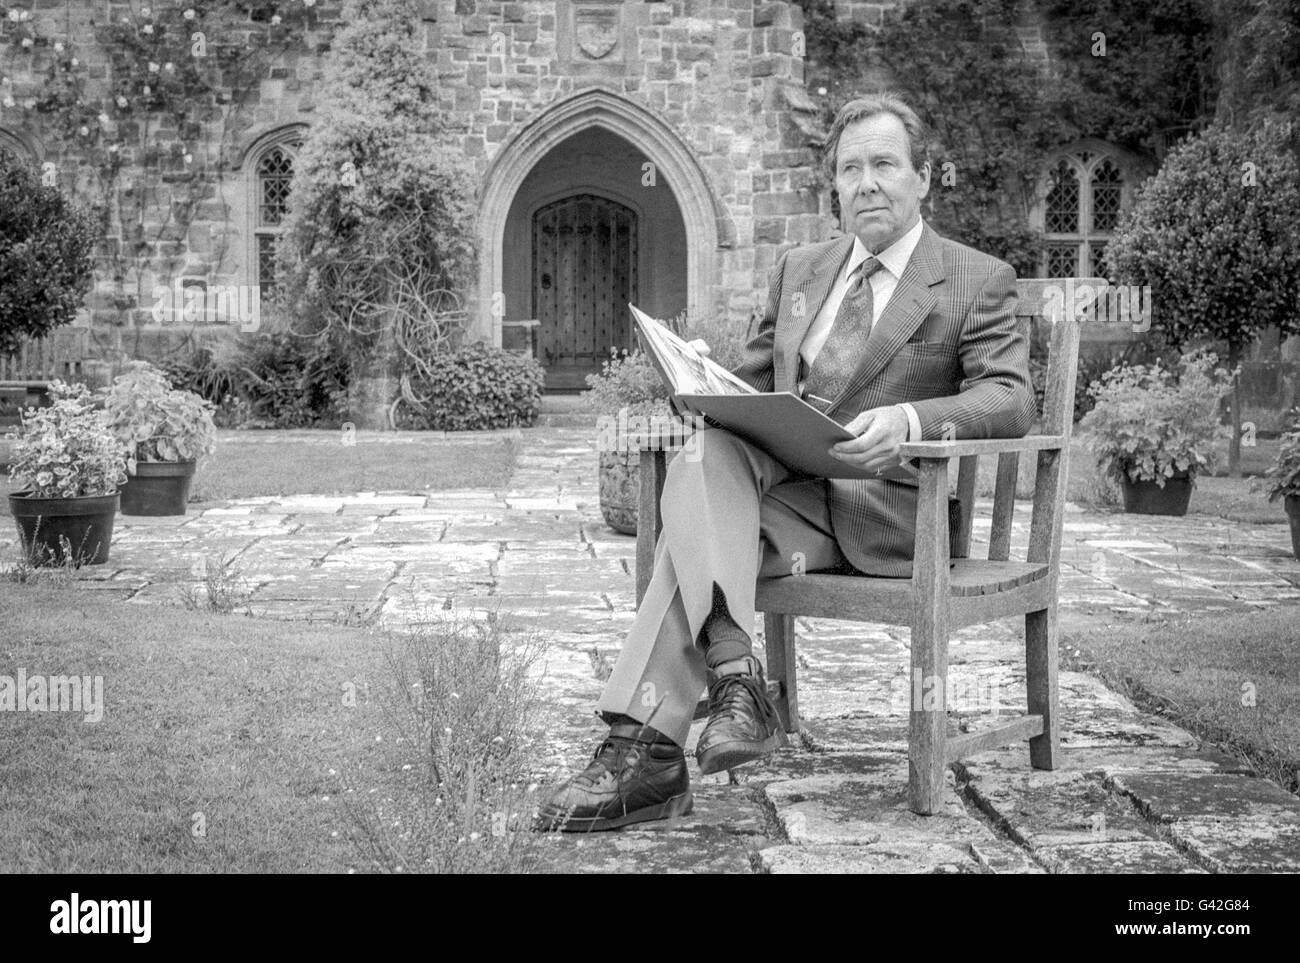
1037, 144, 1142, 279
244, 131, 303, 299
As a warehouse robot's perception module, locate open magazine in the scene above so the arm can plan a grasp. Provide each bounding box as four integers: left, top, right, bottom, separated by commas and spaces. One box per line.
629, 304, 918, 482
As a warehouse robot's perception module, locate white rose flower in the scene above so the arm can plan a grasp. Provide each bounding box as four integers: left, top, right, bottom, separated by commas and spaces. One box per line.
20, 38, 32, 48
148, 62, 159, 73
142, 24, 153, 35
183, 8, 196, 19
116, 95, 128, 108
54, 42, 64, 52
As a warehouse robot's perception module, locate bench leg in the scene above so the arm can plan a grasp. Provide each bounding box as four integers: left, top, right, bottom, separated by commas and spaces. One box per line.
908, 619, 950, 816
1025, 606, 1060, 769
763, 612, 799, 733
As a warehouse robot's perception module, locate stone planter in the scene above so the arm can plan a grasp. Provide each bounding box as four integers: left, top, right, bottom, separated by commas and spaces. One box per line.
8, 490, 119, 566
1120, 473, 1194, 516
596, 407, 695, 535
599, 449, 641, 535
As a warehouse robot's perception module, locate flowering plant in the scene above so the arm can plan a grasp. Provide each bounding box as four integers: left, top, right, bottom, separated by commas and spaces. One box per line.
1257, 407, 1300, 503
1078, 349, 1233, 487
5, 382, 129, 498
100, 361, 217, 472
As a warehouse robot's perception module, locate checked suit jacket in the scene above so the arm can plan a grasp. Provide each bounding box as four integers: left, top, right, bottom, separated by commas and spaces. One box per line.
729, 222, 1037, 578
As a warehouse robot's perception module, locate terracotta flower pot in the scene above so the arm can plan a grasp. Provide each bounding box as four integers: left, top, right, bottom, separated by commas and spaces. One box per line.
120, 459, 197, 516
8, 490, 119, 566
1120, 473, 1194, 516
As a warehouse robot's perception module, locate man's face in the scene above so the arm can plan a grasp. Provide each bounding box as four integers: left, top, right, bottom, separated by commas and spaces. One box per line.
834, 112, 930, 253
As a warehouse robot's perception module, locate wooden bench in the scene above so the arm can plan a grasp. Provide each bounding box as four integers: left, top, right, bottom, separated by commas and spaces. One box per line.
635, 277, 1094, 815
0, 328, 91, 404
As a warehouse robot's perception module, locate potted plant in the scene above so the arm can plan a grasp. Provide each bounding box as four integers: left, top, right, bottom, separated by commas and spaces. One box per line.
6, 381, 128, 566
1256, 407, 1300, 560
101, 361, 217, 516
1078, 349, 1233, 516
581, 349, 687, 535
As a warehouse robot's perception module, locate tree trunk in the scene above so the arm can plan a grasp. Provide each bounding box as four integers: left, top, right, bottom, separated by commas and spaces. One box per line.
346, 324, 399, 431
1227, 342, 1242, 477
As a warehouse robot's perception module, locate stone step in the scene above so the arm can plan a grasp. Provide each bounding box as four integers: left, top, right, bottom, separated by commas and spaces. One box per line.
536, 392, 594, 427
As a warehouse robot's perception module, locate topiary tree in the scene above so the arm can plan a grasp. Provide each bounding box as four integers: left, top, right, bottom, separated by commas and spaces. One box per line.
1105, 114, 1300, 474
0, 147, 98, 357
273, 0, 478, 429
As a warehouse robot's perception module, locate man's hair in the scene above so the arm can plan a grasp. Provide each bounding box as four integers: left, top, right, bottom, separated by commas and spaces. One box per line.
822, 93, 931, 179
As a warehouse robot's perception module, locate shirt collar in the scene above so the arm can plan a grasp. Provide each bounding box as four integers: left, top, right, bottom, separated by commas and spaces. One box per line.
848, 216, 925, 280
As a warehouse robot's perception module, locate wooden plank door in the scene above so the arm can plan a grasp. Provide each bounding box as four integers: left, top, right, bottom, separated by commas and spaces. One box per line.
533, 194, 638, 390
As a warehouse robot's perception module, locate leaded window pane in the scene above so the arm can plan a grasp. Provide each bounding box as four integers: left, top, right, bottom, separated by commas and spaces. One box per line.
1091, 159, 1122, 232
1045, 160, 1080, 234
257, 234, 278, 293
257, 146, 294, 227
1090, 241, 1109, 277
1046, 243, 1078, 279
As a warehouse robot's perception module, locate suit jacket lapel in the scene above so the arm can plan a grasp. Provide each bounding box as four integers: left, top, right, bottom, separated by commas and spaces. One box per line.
775, 235, 854, 394
826, 223, 945, 417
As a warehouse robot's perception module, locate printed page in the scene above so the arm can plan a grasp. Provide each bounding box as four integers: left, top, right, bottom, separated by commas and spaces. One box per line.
628, 304, 758, 396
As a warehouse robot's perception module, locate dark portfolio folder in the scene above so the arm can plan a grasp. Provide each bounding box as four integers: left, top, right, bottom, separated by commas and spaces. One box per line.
628, 304, 919, 484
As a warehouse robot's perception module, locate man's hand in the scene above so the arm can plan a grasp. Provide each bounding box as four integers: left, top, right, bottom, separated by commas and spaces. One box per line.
830, 406, 909, 475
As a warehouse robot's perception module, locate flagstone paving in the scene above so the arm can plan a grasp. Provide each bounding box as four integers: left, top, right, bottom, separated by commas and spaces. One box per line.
5, 426, 1299, 873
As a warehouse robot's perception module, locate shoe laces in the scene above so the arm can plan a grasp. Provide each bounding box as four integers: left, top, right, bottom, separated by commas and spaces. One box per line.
577, 735, 641, 789
708, 671, 768, 722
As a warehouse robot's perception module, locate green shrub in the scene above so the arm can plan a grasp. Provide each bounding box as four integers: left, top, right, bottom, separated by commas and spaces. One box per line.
398, 342, 543, 431
160, 334, 349, 429
1256, 406, 1300, 503
101, 361, 217, 469
346, 615, 547, 874
274, 0, 477, 411
1079, 349, 1233, 487
0, 148, 98, 356
578, 349, 670, 417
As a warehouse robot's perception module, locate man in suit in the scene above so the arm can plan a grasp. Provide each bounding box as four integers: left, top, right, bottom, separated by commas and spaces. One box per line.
535, 93, 1036, 832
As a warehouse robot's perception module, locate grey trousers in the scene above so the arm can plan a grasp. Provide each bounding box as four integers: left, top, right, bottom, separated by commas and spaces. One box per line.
596, 427, 853, 746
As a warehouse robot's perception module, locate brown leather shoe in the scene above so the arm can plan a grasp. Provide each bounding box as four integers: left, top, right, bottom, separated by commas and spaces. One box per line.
532, 723, 693, 832
695, 656, 789, 775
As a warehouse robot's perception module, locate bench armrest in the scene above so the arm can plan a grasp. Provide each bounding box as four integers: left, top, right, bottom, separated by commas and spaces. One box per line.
898, 434, 1067, 460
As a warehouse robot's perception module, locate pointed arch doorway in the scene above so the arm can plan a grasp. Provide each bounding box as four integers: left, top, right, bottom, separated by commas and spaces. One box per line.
477, 88, 734, 391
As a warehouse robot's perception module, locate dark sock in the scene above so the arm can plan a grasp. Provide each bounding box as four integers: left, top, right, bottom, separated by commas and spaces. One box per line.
702, 583, 753, 669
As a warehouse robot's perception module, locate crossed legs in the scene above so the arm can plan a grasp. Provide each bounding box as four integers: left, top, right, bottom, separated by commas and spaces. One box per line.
596, 427, 850, 746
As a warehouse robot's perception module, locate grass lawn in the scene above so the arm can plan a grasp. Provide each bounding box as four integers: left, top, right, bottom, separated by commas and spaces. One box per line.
0, 584, 391, 871
1064, 607, 1300, 795
0, 583, 548, 872
0, 430, 521, 513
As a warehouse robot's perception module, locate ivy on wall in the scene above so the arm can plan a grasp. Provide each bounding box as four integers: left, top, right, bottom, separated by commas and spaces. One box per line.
0, 1, 321, 337
795, 0, 1217, 274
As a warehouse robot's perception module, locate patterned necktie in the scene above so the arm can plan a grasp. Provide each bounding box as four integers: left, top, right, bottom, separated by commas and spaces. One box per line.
802, 255, 886, 416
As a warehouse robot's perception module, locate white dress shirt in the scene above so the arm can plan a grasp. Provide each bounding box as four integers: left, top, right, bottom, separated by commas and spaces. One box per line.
798, 216, 926, 441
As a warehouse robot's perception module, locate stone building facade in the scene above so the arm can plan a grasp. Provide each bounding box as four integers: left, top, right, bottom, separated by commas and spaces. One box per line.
0, 0, 1294, 412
